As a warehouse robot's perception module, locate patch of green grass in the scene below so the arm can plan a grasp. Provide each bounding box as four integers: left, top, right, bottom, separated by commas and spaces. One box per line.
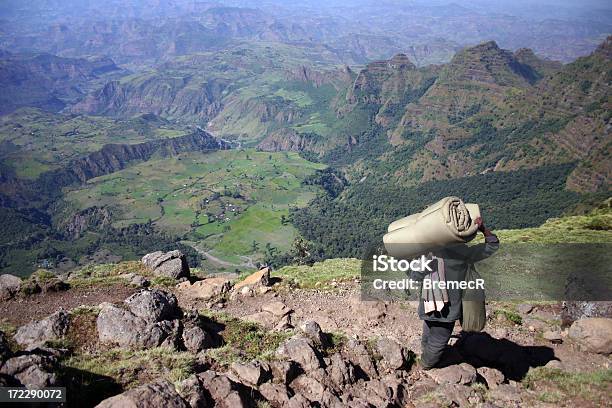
64, 347, 197, 387
274, 258, 361, 288
524, 367, 612, 404
497, 206, 612, 243
200, 311, 292, 365
493, 308, 523, 325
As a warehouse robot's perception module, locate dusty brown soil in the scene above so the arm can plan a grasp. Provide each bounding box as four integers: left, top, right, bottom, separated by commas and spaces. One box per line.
0, 284, 136, 327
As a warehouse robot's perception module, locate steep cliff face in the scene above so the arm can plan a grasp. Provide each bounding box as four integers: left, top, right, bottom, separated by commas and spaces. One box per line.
0, 130, 230, 206
257, 129, 323, 153
39, 129, 230, 190
72, 75, 228, 122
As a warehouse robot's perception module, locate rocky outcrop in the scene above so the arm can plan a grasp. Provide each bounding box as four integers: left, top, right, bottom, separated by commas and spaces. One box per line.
568, 318, 612, 354
178, 370, 250, 408
142, 250, 190, 280
64, 207, 112, 239
96, 379, 189, 408
0, 274, 22, 301
0, 353, 60, 388
176, 277, 232, 301
14, 310, 70, 350
233, 267, 270, 292
257, 129, 323, 153
72, 74, 228, 122
0, 52, 121, 114
97, 289, 182, 349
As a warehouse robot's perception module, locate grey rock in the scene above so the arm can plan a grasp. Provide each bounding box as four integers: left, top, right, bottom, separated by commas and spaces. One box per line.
14, 310, 70, 350
270, 360, 299, 385
300, 320, 327, 346
0, 354, 58, 388
178, 371, 248, 408
375, 337, 407, 371
96, 379, 188, 408
345, 339, 378, 379
96, 303, 179, 349
124, 289, 179, 322
290, 375, 326, 402
426, 363, 477, 385
0, 274, 21, 300
130, 275, 150, 288
477, 367, 504, 389
182, 326, 213, 353
327, 353, 356, 388
259, 382, 292, 406
568, 318, 612, 354
562, 301, 612, 326
517, 303, 534, 315
142, 250, 190, 279
230, 360, 270, 386
276, 336, 322, 372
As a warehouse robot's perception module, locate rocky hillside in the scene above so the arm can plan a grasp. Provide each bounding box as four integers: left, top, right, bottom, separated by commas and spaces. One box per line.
335, 37, 611, 193
0, 250, 610, 407
0, 52, 122, 114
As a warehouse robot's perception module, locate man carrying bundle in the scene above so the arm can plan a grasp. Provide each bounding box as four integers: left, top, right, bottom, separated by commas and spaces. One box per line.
413, 217, 499, 369
383, 197, 500, 369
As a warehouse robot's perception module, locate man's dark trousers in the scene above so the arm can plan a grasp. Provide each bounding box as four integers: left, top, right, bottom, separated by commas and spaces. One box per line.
421, 320, 455, 369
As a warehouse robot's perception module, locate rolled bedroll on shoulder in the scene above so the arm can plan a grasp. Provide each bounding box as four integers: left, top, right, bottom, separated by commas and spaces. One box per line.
384, 196, 481, 259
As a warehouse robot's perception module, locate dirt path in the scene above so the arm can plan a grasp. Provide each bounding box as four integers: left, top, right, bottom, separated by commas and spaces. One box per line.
0, 284, 136, 327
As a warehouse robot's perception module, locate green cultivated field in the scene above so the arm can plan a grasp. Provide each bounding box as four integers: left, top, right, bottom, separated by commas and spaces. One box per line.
65, 149, 326, 266
0, 108, 188, 178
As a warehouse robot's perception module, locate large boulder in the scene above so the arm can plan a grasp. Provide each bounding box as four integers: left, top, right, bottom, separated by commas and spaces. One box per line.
375, 337, 409, 371
176, 277, 231, 301
124, 289, 180, 322
568, 317, 612, 354
233, 267, 270, 292
426, 363, 478, 385
182, 326, 214, 353
142, 250, 190, 279
97, 304, 179, 350
276, 337, 322, 372
344, 339, 378, 380
0, 274, 21, 300
96, 379, 188, 408
14, 310, 70, 350
230, 360, 270, 386
96, 292, 181, 350
0, 354, 59, 388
